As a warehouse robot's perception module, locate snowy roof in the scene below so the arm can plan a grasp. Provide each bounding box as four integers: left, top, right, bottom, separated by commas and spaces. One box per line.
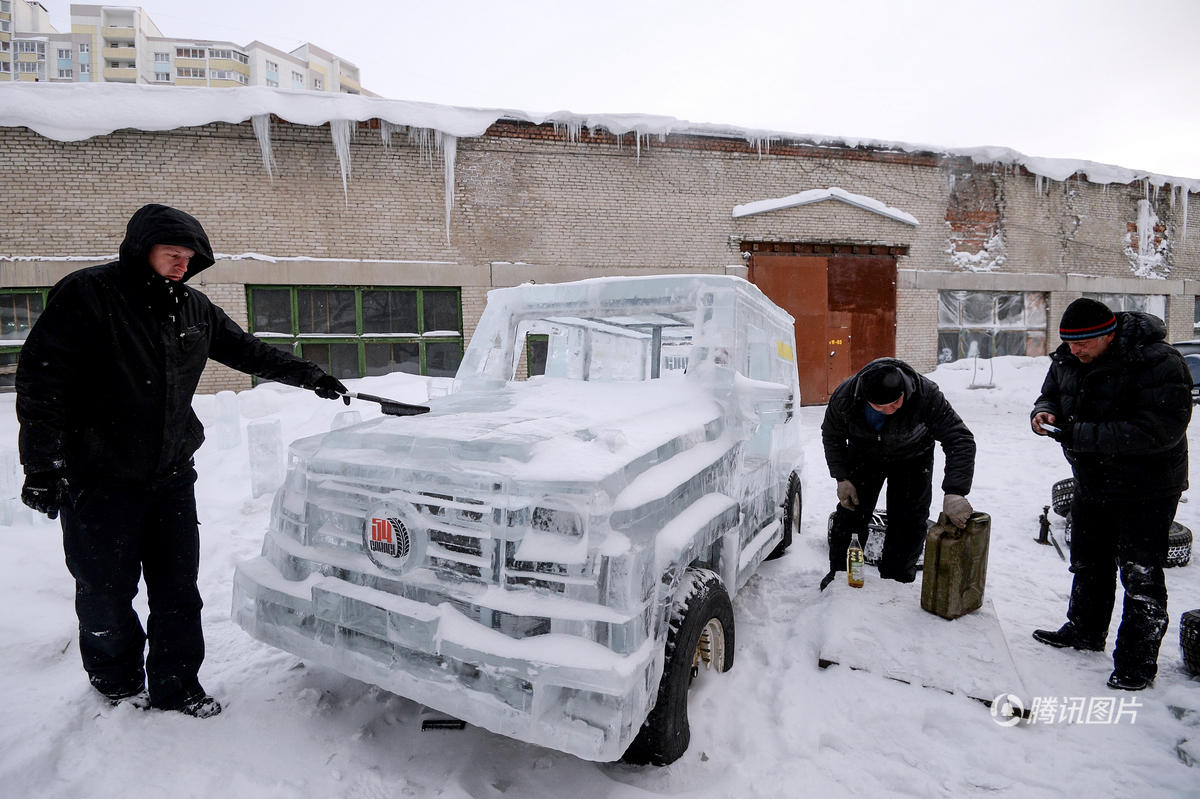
732, 187, 920, 226
2, 83, 1199, 192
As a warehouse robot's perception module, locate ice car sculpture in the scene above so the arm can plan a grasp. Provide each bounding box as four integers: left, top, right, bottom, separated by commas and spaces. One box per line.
233, 274, 804, 764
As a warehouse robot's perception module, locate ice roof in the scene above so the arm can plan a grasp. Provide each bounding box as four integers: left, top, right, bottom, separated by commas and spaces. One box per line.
2, 83, 1198, 192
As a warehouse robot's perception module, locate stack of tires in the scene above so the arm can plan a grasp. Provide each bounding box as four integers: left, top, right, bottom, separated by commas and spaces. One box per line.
1182, 610, 1200, 677
1050, 478, 1193, 567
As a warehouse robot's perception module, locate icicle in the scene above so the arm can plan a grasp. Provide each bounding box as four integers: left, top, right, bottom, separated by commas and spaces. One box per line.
1136, 198, 1155, 258
330, 120, 353, 203
1168, 183, 1176, 210
380, 120, 403, 148
251, 114, 275, 180
635, 133, 641, 163
438, 132, 457, 246
1035, 174, 1043, 196
1182, 190, 1189, 244
409, 127, 436, 165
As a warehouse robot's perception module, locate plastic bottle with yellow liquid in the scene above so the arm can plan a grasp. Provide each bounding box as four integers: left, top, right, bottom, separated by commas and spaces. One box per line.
847, 533, 865, 588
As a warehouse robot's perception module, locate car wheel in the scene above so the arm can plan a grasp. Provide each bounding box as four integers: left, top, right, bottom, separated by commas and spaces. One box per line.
765, 472, 801, 561
622, 568, 734, 766
1167, 522, 1192, 568
1051, 478, 1076, 517
1181, 609, 1200, 676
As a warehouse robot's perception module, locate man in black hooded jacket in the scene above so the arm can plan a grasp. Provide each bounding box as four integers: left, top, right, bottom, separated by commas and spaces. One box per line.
1031, 298, 1191, 691
820, 358, 976, 588
16, 204, 350, 717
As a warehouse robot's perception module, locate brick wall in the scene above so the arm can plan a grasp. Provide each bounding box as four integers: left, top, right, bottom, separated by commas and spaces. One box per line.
3, 118, 1197, 394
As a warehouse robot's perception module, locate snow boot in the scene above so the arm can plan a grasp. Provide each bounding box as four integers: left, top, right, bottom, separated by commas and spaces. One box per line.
1106, 670, 1153, 691
1032, 622, 1105, 651
92, 674, 148, 704
177, 693, 222, 718
153, 689, 223, 718
108, 689, 151, 710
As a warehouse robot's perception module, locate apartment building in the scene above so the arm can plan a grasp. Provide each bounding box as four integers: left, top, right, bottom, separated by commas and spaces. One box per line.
0, 2, 363, 92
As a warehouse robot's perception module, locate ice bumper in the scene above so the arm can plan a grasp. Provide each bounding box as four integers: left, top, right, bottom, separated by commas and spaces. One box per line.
232, 555, 657, 761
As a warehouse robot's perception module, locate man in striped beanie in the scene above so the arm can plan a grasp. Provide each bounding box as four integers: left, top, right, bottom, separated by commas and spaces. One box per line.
1030, 297, 1191, 691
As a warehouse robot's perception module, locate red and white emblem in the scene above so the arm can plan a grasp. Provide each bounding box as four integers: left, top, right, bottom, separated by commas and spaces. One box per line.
363, 508, 422, 572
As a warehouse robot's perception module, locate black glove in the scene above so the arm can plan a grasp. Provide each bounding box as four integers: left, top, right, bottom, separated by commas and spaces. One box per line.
1047, 420, 1074, 444
312, 374, 350, 405
22, 468, 69, 520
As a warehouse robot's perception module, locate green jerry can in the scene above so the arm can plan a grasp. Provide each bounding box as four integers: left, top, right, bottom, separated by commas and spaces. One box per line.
921, 511, 991, 620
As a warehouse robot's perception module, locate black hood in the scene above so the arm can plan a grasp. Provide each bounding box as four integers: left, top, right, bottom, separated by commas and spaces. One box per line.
852, 357, 919, 403
118, 204, 215, 282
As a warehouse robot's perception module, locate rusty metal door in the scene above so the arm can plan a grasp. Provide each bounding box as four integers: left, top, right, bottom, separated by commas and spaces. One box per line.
750, 251, 896, 405
749, 254, 830, 403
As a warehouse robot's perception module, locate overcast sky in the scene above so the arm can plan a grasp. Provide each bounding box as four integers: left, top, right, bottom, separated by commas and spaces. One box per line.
38, 0, 1200, 180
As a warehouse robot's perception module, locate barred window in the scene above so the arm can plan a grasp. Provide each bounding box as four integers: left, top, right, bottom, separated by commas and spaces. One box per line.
937, 291, 1048, 363
247, 286, 463, 380
1083, 293, 1166, 322
0, 288, 50, 392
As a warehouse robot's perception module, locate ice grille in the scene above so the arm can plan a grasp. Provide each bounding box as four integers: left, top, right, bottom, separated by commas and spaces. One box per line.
303, 473, 498, 585
297, 471, 602, 603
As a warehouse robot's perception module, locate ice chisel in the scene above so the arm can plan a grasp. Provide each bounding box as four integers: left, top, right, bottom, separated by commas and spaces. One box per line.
341, 391, 430, 416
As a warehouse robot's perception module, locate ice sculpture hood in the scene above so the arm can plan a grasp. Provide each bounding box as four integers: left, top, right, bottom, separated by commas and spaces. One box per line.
118, 203, 215, 281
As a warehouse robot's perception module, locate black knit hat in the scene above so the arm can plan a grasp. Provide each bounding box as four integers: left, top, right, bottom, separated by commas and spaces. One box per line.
1059, 298, 1117, 341
861, 366, 905, 405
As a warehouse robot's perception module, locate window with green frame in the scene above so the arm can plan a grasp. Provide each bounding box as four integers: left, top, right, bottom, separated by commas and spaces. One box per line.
246, 285, 464, 380
0, 288, 50, 392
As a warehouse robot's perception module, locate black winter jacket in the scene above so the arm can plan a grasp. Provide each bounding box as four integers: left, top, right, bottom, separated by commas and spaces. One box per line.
1032, 311, 1191, 500
16, 204, 327, 486
821, 358, 976, 495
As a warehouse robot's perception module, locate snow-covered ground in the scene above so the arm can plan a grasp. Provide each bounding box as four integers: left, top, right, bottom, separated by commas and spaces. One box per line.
1, 356, 1197, 798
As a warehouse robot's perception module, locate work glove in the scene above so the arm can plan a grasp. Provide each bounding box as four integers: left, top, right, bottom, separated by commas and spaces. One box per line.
22, 468, 70, 520
943, 494, 973, 529
312, 374, 351, 405
1046, 420, 1074, 444
836, 480, 859, 511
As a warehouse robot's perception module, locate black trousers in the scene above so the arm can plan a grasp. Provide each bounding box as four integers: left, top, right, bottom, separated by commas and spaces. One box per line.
1067, 490, 1176, 680
59, 468, 205, 706
828, 447, 934, 582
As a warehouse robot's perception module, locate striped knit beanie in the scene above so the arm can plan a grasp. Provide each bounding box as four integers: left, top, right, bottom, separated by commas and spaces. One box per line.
1059, 298, 1117, 341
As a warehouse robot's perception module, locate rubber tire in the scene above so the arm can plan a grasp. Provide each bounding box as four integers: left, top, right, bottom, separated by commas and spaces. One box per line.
622, 568, 735, 766
1181, 609, 1200, 676
1051, 478, 1076, 517
1166, 521, 1192, 568
765, 472, 801, 561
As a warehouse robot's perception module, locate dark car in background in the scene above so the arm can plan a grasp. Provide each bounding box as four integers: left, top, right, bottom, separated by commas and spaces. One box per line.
1172, 342, 1200, 404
